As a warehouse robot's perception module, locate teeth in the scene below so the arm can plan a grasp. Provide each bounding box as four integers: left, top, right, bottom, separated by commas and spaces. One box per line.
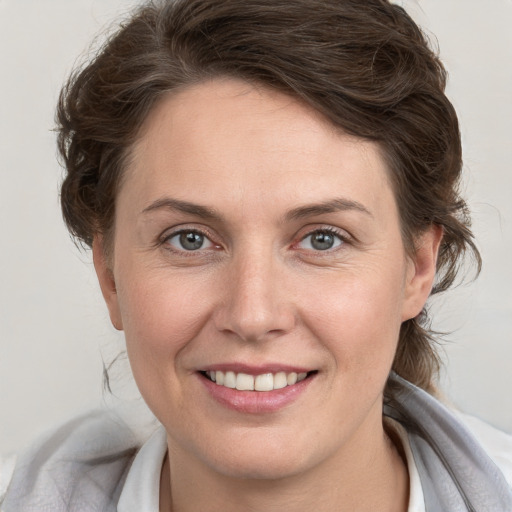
273, 372, 288, 389
287, 372, 298, 385
236, 373, 254, 391
254, 373, 273, 391
224, 371, 236, 389
204, 370, 312, 391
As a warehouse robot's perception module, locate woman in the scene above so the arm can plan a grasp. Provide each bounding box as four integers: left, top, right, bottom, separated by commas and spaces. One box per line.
2, 0, 511, 510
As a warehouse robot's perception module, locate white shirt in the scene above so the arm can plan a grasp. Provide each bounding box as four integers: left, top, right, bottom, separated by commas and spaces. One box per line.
117, 426, 168, 512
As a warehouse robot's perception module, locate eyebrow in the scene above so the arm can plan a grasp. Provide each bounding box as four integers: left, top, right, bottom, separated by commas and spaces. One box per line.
285, 197, 373, 221
141, 196, 372, 222
141, 198, 222, 221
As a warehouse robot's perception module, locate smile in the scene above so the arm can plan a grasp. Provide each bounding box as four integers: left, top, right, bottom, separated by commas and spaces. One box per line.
202, 370, 310, 391
198, 367, 317, 413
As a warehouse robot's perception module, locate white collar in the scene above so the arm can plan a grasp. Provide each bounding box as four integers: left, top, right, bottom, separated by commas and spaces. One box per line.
117, 425, 167, 512
386, 418, 426, 512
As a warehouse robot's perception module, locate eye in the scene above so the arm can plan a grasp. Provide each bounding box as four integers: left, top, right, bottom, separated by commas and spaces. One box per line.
165, 230, 215, 251
298, 229, 344, 251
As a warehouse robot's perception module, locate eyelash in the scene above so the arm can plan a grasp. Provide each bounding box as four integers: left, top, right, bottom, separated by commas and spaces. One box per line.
159, 226, 350, 256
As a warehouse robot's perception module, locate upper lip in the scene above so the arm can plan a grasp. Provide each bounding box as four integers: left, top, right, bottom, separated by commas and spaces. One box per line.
198, 363, 314, 375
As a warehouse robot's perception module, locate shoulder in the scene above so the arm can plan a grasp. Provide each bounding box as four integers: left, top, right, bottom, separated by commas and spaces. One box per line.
385, 373, 512, 508
454, 410, 512, 486
1, 410, 155, 511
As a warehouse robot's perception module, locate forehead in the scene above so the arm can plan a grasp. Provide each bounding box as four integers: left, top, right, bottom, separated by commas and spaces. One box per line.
123, 78, 395, 221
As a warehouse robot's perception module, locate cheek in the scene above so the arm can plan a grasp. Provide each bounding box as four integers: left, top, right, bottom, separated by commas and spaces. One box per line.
115, 266, 214, 382
299, 264, 406, 373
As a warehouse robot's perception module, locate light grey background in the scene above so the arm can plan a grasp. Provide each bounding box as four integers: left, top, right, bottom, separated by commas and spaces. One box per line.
1, 0, 511, 454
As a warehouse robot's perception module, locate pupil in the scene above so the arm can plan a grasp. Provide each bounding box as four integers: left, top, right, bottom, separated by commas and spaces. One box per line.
180, 232, 203, 250
312, 232, 334, 250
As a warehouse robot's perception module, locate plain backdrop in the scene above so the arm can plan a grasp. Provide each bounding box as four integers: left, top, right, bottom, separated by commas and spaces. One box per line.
1, 0, 511, 454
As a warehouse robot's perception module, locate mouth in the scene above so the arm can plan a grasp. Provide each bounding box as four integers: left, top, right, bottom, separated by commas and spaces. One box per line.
199, 370, 317, 392
197, 366, 318, 413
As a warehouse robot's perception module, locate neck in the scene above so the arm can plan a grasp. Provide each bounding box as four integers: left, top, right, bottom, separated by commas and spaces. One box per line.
159, 417, 409, 512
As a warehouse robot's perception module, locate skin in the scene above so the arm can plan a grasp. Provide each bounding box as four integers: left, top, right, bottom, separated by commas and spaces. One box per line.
93, 78, 441, 511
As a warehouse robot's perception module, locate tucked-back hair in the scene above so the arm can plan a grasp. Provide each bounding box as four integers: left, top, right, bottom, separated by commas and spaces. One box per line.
58, 0, 480, 393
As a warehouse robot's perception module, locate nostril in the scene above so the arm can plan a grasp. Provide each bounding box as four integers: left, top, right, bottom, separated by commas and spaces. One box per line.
213, 302, 296, 343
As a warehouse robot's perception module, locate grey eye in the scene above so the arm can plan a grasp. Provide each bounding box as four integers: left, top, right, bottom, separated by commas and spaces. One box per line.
167, 231, 214, 251
299, 230, 342, 251
180, 232, 204, 250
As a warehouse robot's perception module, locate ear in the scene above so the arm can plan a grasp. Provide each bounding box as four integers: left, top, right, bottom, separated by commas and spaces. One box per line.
92, 236, 123, 331
401, 225, 443, 322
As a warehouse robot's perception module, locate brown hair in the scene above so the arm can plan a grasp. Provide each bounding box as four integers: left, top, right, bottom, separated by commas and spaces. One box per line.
58, 0, 480, 392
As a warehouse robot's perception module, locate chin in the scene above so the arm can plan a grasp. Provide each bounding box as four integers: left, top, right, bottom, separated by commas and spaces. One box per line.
207, 453, 311, 481
192, 429, 327, 481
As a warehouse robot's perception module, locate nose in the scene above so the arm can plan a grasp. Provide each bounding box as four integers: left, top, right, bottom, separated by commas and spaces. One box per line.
213, 249, 296, 343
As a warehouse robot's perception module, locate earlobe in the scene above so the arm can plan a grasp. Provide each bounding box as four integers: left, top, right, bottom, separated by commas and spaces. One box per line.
92, 237, 123, 331
401, 225, 443, 322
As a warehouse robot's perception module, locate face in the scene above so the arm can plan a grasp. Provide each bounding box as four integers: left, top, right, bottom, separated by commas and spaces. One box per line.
95, 78, 439, 480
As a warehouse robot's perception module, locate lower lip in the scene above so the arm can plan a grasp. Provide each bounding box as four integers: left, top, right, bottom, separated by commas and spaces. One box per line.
199, 373, 315, 414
